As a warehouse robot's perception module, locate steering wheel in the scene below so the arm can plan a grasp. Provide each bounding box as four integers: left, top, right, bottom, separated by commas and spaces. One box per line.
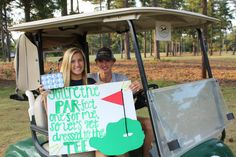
134, 83, 158, 110
134, 83, 158, 98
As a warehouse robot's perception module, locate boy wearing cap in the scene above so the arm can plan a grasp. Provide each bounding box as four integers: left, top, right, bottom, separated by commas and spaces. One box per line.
88, 47, 153, 157
88, 47, 128, 83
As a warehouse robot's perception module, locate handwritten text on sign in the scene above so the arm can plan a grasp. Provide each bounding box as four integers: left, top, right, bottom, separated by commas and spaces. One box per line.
47, 81, 137, 155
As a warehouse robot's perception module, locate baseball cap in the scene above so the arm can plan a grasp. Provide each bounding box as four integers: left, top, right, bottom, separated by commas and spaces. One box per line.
95, 47, 116, 61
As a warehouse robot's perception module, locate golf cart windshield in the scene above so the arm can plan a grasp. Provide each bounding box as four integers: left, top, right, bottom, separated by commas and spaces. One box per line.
149, 78, 232, 157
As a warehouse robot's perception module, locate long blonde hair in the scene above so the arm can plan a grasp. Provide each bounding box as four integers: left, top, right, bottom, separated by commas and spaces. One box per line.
60, 47, 87, 87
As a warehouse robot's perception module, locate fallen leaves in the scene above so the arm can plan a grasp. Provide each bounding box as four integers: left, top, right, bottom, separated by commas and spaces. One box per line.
1, 57, 236, 87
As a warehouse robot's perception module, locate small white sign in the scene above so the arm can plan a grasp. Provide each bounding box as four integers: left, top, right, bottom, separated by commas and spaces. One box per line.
156, 22, 171, 41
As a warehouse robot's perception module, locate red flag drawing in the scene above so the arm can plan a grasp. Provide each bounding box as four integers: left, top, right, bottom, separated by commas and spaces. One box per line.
102, 90, 128, 134
102, 90, 124, 106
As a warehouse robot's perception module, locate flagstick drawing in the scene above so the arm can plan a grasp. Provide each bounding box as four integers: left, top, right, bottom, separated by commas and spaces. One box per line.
101, 87, 132, 137
121, 89, 129, 136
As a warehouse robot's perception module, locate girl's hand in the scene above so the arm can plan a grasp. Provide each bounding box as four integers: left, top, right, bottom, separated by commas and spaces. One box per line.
39, 84, 50, 96
39, 84, 50, 115
129, 81, 143, 94
39, 84, 45, 94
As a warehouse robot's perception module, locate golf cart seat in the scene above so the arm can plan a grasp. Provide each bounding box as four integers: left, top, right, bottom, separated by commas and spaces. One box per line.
25, 91, 49, 157
25, 90, 95, 157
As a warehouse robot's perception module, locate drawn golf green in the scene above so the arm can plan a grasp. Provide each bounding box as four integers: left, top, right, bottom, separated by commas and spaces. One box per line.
90, 118, 145, 155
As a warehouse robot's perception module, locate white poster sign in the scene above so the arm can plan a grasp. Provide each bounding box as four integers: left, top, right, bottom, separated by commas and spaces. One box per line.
156, 22, 171, 41
47, 81, 144, 156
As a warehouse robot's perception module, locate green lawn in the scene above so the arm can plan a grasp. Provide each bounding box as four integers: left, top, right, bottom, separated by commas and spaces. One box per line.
221, 86, 236, 154
0, 81, 235, 156
45, 51, 236, 63
0, 85, 31, 156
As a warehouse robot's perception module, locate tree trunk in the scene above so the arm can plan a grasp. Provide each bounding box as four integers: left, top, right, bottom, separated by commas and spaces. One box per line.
166, 42, 169, 57
99, 34, 102, 48
99, 2, 102, 48
70, 0, 73, 14
0, 2, 11, 62
209, 25, 213, 56
150, 30, 153, 56
0, 3, 5, 61
4, 5, 10, 62
152, 31, 159, 57
155, 40, 160, 59
107, 0, 111, 9
201, 0, 207, 78
107, 0, 111, 48
173, 42, 176, 56
144, 32, 147, 58
180, 39, 183, 56
152, 0, 160, 60
124, 32, 131, 59
22, 0, 31, 21
171, 41, 174, 56
233, 31, 236, 55
152, 0, 158, 7
61, 0, 67, 16
219, 31, 223, 56
193, 42, 197, 56
120, 36, 124, 59
76, 0, 79, 13
123, 0, 130, 59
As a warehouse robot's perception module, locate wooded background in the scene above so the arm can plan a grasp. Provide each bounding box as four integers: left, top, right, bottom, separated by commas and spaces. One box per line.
0, 0, 236, 61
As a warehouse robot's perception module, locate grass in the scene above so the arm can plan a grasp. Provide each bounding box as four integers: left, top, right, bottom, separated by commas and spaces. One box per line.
0, 86, 31, 155
46, 52, 236, 66
221, 86, 236, 154
0, 80, 235, 156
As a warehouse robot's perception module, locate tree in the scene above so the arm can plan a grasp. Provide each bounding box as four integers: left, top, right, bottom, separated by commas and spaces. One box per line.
161, 0, 184, 9
57, 0, 68, 16
14, 0, 58, 21
123, 0, 131, 59
152, 0, 161, 60
140, 0, 151, 58
201, 0, 207, 78
227, 26, 236, 55
17, 0, 32, 22
208, 1, 233, 55
31, 0, 57, 20
0, 0, 13, 61
102, 0, 135, 59
140, 0, 151, 7
85, 0, 104, 10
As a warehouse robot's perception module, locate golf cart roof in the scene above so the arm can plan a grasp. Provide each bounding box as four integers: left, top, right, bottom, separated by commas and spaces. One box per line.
9, 7, 219, 35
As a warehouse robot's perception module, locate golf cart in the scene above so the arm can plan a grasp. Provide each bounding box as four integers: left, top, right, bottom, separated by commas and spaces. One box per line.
6, 7, 235, 157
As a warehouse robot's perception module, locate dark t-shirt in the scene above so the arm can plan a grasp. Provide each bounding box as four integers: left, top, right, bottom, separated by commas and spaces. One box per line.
70, 78, 96, 86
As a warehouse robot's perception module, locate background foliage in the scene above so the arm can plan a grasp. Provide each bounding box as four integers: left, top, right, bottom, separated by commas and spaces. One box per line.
0, 0, 235, 60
